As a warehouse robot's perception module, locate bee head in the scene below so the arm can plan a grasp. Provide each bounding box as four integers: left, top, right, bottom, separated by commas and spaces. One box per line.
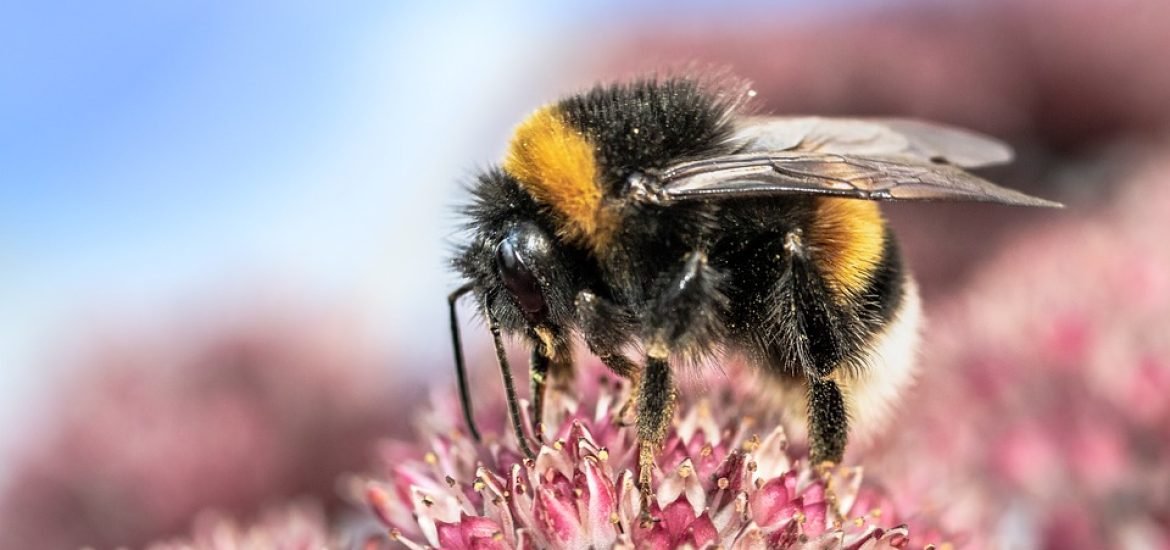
453, 169, 584, 334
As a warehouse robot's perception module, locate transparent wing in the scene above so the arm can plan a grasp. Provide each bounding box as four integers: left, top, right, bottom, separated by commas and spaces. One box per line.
657, 152, 1062, 207
731, 116, 1014, 168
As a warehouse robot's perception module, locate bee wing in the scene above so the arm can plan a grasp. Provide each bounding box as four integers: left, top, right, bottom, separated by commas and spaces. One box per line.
731, 116, 1013, 168
656, 152, 1063, 207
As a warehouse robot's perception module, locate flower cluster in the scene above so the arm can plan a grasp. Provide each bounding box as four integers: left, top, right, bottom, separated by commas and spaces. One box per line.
363, 373, 943, 549
145, 502, 333, 550
0, 304, 404, 549
870, 156, 1170, 548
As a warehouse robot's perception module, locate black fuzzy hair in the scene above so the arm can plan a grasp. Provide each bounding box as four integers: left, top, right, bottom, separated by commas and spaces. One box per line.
451, 169, 594, 333
556, 76, 744, 194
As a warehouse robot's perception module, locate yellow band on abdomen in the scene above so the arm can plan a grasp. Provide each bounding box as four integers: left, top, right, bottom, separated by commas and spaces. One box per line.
808, 197, 886, 299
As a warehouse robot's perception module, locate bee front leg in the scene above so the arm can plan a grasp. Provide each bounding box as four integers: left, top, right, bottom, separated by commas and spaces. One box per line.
575, 290, 638, 378
529, 347, 551, 441
528, 330, 572, 441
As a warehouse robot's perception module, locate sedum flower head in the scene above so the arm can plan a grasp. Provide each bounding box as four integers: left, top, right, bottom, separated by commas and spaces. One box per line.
144, 502, 333, 550
364, 370, 942, 549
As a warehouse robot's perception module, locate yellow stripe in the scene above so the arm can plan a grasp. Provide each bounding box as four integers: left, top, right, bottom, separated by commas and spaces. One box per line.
503, 106, 607, 247
809, 197, 886, 299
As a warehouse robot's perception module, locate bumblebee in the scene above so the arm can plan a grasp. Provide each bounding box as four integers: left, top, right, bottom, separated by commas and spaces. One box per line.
448, 76, 1059, 516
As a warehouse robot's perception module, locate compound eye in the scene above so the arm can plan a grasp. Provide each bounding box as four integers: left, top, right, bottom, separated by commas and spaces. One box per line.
496, 235, 546, 320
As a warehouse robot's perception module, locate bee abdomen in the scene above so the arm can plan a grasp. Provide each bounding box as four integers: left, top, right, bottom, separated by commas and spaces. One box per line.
806, 197, 887, 299
842, 273, 921, 441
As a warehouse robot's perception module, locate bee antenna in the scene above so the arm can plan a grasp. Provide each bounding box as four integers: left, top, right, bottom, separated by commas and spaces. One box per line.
448, 282, 481, 441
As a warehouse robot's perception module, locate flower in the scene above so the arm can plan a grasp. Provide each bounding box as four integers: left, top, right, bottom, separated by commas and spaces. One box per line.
144, 501, 334, 550
362, 369, 943, 549
867, 154, 1170, 548
0, 302, 406, 549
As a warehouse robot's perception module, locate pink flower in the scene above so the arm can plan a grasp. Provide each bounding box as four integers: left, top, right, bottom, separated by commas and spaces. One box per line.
363, 368, 940, 549
145, 501, 333, 550
0, 302, 406, 549
867, 156, 1170, 548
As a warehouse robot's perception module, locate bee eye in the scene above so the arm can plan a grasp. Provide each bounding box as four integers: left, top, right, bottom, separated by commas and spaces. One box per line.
496, 234, 546, 320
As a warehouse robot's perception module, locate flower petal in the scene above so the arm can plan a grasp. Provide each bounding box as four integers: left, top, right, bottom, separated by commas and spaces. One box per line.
460, 514, 509, 550
634, 518, 674, 550
801, 498, 829, 538
685, 512, 719, 548
753, 425, 792, 480
475, 467, 516, 546
657, 459, 705, 513
507, 463, 541, 537
661, 495, 699, 541
677, 399, 722, 447
615, 469, 643, 535
802, 530, 845, 549
826, 466, 863, 519
411, 485, 462, 547
435, 520, 465, 549
751, 474, 800, 531
731, 523, 769, 550
366, 482, 405, 528
535, 484, 584, 547
578, 455, 619, 547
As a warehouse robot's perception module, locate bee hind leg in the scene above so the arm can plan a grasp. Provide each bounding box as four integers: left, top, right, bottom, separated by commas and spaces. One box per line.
807, 376, 848, 467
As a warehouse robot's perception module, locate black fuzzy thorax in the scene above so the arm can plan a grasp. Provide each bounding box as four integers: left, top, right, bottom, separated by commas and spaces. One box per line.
560, 78, 741, 306
557, 77, 740, 195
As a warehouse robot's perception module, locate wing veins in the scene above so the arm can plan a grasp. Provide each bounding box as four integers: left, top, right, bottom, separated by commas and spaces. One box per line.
655, 152, 1062, 207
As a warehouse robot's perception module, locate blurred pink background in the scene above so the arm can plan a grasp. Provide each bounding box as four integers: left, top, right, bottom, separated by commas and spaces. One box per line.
2, 0, 1169, 547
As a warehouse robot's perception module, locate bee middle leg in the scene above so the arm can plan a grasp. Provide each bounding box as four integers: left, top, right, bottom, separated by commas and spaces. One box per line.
634, 251, 727, 523
636, 352, 675, 524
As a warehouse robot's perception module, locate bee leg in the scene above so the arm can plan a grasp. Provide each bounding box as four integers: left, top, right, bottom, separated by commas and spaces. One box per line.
529, 347, 551, 441
644, 251, 727, 360
593, 349, 639, 427
575, 290, 640, 424
528, 334, 573, 441
807, 376, 848, 467
614, 374, 640, 427
774, 249, 855, 468
636, 353, 675, 526
635, 251, 725, 524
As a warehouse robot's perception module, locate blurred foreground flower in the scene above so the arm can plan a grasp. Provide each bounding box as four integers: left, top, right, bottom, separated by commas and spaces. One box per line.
362, 370, 945, 549
145, 501, 333, 550
0, 301, 408, 549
